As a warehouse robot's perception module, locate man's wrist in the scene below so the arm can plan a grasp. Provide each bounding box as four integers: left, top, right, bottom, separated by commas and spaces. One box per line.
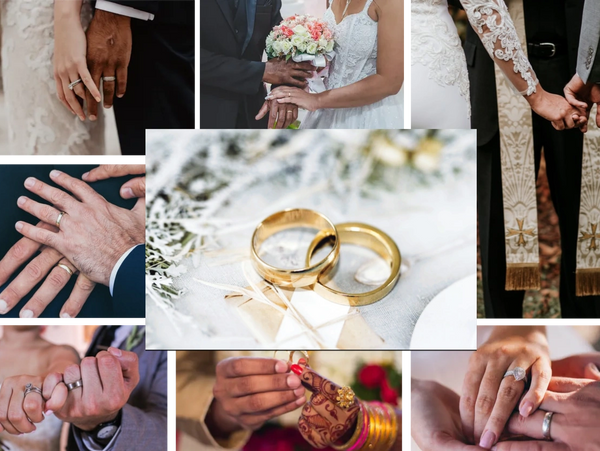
94, 8, 132, 28
74, 411, 119, 432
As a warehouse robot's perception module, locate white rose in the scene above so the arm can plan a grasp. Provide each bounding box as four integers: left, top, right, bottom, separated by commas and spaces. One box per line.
293, 25, 309, 37
296, 39, 308, 52
280, 40, 293, 55
306, 41, 318, 55
272, 40, 283, 55
326, 40, 335, 52
290, 35, 305, 49
318, 37, 328, 49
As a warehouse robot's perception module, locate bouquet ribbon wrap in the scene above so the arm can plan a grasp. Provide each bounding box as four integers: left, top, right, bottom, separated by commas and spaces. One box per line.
292, 51, 336, 94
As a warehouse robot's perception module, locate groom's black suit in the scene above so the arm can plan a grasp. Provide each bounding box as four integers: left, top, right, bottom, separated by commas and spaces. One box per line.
200, 0, 283, 129
468, 0, 600, 318
101, 0, 195, 155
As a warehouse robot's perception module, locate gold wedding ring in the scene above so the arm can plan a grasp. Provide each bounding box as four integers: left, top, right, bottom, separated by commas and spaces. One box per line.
251, 209, 340, 288
56, 211, 67, 229
57, 264, 74, 276
306, 223, 401, 306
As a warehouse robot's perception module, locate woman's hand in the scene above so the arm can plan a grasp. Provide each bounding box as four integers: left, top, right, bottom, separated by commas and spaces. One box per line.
460, 327, 551, 449
526, 87, 588, 131
552, 353, 600, 380
496, 378, 600, 451
53, 0, 102, 121
412, 380, 486, 451
0, 231, 96, 318
0, 375, 45, 435
267, 86, 322, 112
205, 358, 305, 438
295, 362, 361, 448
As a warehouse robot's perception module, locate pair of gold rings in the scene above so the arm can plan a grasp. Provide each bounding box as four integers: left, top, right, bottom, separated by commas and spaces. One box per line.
250, 208, 401, 306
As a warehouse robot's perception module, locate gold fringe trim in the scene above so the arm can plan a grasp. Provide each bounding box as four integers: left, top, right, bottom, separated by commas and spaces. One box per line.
576, 268, 600, 296
505, 264, 540, 291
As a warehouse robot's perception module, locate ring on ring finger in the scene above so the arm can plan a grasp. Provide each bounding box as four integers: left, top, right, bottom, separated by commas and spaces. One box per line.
55, 211, 67, 230
68, 79, 82, 91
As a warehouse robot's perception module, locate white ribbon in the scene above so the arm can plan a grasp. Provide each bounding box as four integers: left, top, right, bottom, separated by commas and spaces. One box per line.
292, 51, 336, 94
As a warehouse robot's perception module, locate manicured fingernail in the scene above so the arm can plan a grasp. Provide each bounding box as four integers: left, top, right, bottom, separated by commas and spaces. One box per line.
17, 196, 26, 207
491, 447, 497, 451
60, 312, 71, 318
15, 222, 23, 232
296, 396, 306, 405
108, 347, 122, 357
480, 430, 496, 449
0, 299, 8, 314
121, 187, 134, 199
79, 116, 85, 122
298, 358, 307, 365
293, 387, 305, 397
24, 177, 36, 188
274, 360, 288, 373
290, 364, 303, 375
89, 115, 97, 121
50, 170, 61, 178
95, 96, 102, 102
287, 374, 301, 389
82, 172, 90, 180
520, 401, 534, 417
45, 410, 53, 416
20, 309, 33, 318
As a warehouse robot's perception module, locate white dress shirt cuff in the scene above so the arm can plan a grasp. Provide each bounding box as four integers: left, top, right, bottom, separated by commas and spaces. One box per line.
80, 426, 122, 450
109, 245, 140, 296
95, 0, 155, 21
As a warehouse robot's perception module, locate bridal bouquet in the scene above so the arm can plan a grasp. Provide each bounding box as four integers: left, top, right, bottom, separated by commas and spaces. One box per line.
266, 15, 335, 93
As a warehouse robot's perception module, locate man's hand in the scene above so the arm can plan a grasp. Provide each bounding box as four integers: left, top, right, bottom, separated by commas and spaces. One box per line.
205, 358, 305, 438
564, 74, 600, 130
14, 170, 145, 286
85, 10, 132, 120
0, 222, 96, 318
263, 58, 313, 88
255, 100, 299, 129
82, 165, 146, 199
552, 353, 600, 380
44, 348, 140, 431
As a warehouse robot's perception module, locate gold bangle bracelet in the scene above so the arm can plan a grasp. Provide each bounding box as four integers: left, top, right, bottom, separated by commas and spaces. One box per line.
306, 223, 401, 306
331, 401, 364, 450
251, 209, 340, 288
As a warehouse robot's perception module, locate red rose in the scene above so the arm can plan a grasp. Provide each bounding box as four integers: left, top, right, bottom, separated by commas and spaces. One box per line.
358, 364, 386, 389
380, 379, 399, 406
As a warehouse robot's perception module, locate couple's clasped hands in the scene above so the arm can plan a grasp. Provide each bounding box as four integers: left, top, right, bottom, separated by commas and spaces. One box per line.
0, 165, 145, 318
0, 348, 139, 435
413, 328, 600, 451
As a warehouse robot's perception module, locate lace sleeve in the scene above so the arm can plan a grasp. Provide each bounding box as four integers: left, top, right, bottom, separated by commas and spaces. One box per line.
461, 0, 539, 96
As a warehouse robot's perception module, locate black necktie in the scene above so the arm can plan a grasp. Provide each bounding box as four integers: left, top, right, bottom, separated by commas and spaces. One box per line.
87, 326, 119, 356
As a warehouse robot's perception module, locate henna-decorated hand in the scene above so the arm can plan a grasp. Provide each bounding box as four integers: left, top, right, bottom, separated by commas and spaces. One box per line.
294, 362, 361, 449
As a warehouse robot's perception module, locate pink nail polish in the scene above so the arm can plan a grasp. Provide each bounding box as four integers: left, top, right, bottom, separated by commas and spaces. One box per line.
479, 430, 496, 449
520, 401, 534, 417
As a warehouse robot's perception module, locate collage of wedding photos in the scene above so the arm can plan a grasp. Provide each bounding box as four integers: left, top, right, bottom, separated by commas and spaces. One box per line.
1, 0, 600, 450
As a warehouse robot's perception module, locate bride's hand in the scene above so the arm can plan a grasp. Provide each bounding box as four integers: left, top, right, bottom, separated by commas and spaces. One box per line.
460, 327, 551, 449
526, 87, 588, 131
0, 375, 45, 435
267, 87, 321, 112
0, 225, 96, 318
293, 362, 361, 448
53, 1, 102, 121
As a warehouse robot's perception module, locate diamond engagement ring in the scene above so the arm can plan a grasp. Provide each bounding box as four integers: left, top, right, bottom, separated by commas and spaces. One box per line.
24, 383, 42, 398
542, 411, 554, 440
504, 367, 528, 384
68, 79, 82, 91
66, 380, 83, 391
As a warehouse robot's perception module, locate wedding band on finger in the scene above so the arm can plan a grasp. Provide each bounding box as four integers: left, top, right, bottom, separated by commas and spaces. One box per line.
57, 264, 74, 277
542, 411, 554, 440
66, 380, 83, 391
24, 383, 43, 398
102, 76, 116, 82
503, 367, 528, 385
68, 79, 82, 91
55, 211, 67, 229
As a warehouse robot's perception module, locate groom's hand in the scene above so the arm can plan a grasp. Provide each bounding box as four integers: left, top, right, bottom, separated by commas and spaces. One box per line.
45, 348, 140, 431
82, 165, 146, 199
255, 100, 298, 129
263, 58, 313, 88
85, 10, 132, 120
564, 74, 600, 130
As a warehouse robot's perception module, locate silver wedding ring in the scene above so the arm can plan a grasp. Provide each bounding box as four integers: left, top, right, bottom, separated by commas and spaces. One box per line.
24, 383, 43, 398
66, 380, 83, 391
503, 366, 528, 384
68, 79, 82, 91
102, 76, 116, 82
542, 411, 554, 440
56, 211, 67, 230
57, 264, 74, 277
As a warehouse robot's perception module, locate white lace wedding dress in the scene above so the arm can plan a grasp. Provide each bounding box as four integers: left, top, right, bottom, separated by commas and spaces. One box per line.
0, 0, 105, 155
412, 0, 538, 129
0, 413, 62, 451
302, 0, 404, 129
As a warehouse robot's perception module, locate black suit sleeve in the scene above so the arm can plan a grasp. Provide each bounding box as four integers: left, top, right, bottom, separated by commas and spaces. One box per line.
112, 244, 145, 317
200, 49, 266, 95
101, 0, 160, 15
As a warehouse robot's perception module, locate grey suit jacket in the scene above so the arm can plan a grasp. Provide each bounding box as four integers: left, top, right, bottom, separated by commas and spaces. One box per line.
69, 328, 168, 450
578, 0, 600, 82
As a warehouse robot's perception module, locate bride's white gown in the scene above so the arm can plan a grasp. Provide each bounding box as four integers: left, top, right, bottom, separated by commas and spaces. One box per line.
0, 0, 105, 155
412, 0, 538, 129
0, 412, 62, 451
302, 0, 404, 129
